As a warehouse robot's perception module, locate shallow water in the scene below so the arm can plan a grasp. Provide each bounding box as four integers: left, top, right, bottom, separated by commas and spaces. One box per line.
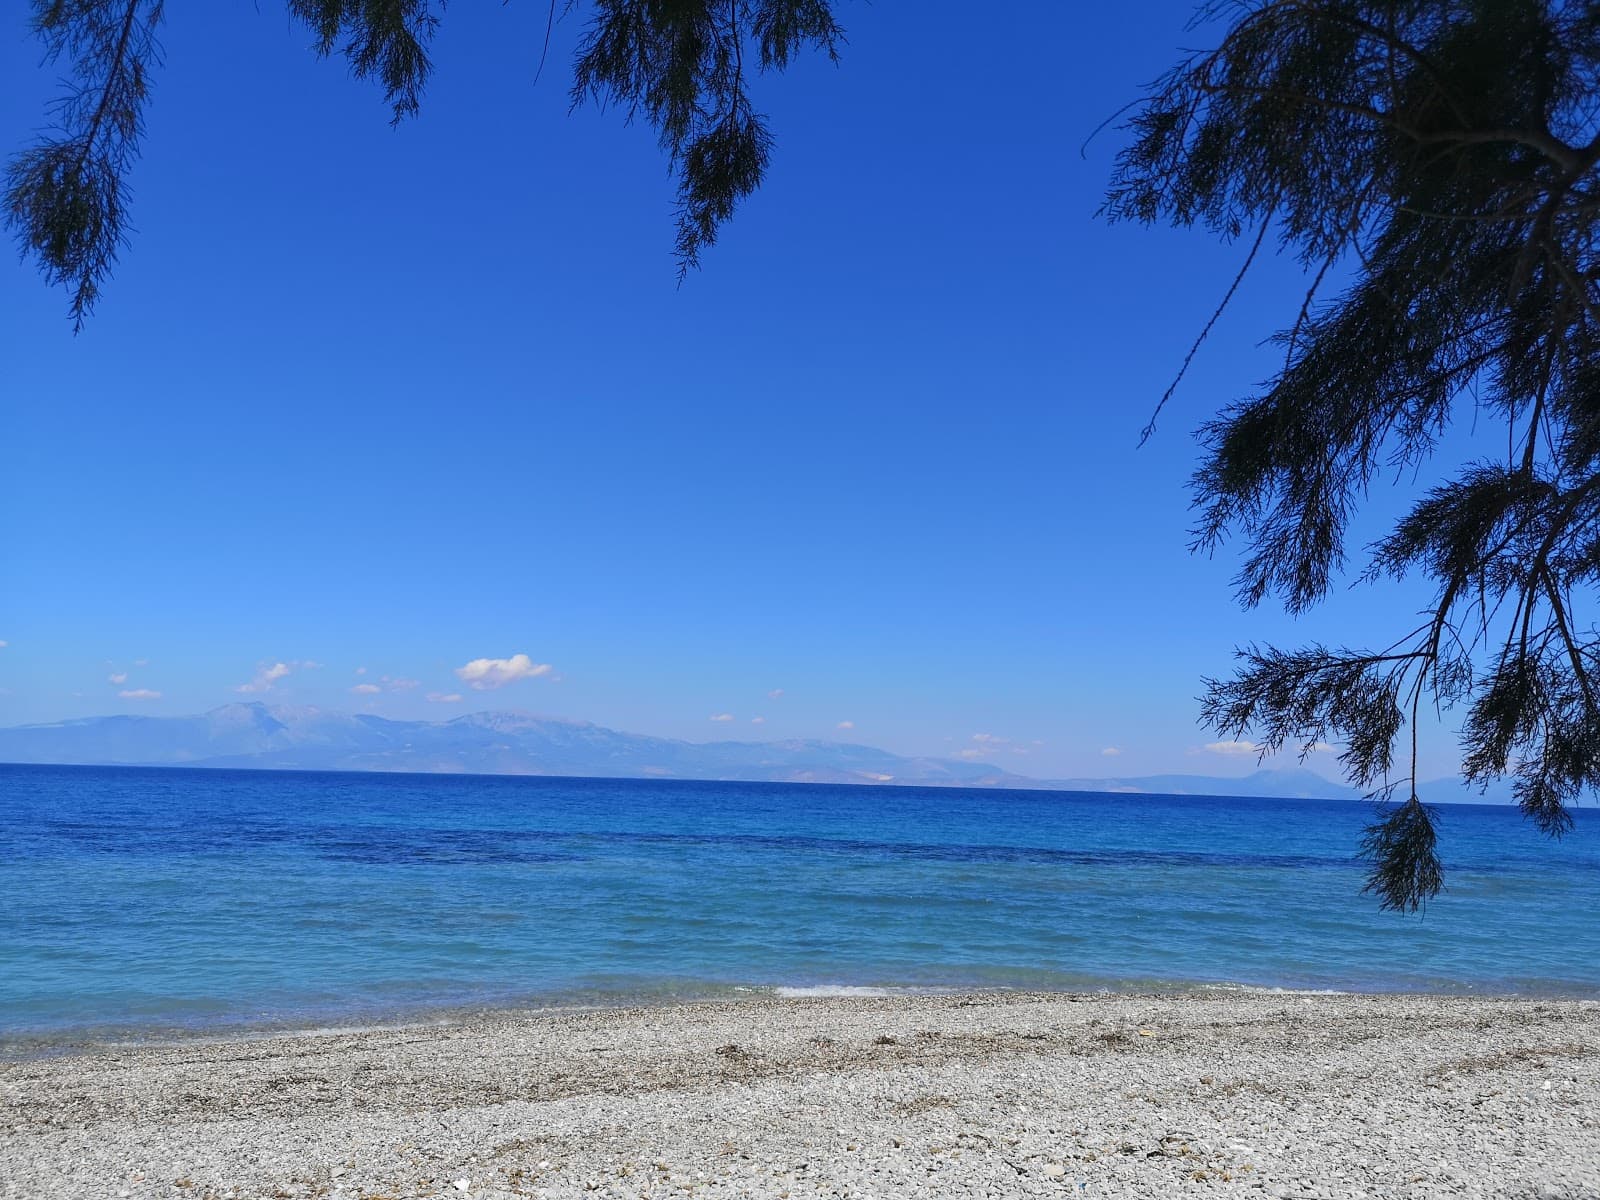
2, 763, 1596, 1040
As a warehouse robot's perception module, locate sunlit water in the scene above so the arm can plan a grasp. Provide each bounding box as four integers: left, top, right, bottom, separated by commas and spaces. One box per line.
2, 763, 1596, 1044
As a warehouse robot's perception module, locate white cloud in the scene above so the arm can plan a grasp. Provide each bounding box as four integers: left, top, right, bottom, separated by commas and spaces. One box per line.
0, 640, 8, 648
119, 688, 161, 700
235, 662, 292, 693
427, 692, 463, 703
454, 654, 553, 690
300, 660, 324, 670
108, 672, 128, 685
1310, 740, 1336, 753
709, 713, 735, 722
1203, 740, 1261, 756
348, 672, 422, 694
750, 716, 766, 725
133, 658, 148, 667
836, 720, 854, 730
767, 688, 784, 700
963, 733, 1014, 758
1100, 746, 1122, 757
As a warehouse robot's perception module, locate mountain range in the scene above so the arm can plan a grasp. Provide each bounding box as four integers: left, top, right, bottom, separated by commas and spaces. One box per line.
0, 702, 1509, 802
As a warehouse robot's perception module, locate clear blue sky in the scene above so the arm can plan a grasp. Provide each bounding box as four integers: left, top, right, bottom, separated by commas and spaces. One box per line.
1, 1, 1464, 779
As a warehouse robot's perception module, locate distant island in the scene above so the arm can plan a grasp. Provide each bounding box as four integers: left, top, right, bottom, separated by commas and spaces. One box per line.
0, 702, 1510, 803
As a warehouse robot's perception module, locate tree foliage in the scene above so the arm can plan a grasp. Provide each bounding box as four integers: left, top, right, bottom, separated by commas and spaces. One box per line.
6, 0, 843, 325
8, 0, 166, 329
1106, 0, 1600, 910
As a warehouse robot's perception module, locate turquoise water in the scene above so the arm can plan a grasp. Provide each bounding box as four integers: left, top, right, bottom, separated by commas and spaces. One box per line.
2, 764, 1597, 1042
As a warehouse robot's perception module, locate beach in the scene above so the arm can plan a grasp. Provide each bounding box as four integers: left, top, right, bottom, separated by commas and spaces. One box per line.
3, 991, 1597, 1200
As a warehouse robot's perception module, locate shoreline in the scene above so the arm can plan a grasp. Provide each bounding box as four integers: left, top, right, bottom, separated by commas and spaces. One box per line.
3, 990, 1596, 1198
10, 977, 1600, 1064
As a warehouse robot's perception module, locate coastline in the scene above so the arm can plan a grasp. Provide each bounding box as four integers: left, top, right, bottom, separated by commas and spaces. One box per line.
3, 990, 1596, 1199
11, 975, 1600, 1063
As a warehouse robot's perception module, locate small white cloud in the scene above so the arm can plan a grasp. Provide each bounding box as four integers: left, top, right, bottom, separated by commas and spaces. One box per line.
1203, 739, 1261, 756
957, 748, 985, 759
427, 692, 463, 703
767, 688, 784, 700
0, 640, 9, 648
133, 658, 148, 667
1100, 746, 1122, 757
108, 672, 128, 685
836, 720, 854, 730
119, 688, 161, 700
350, 683, 382, 695
1309, 740, 1336, 753
750, 716, 766, 725
963, 733, 1012, 758
235, 661, 292, 694
709, 713, 735, 722
299, 660, 324, 670
455, 654, 552, 690
382, 676, 421, 691
355, 666, 368, 676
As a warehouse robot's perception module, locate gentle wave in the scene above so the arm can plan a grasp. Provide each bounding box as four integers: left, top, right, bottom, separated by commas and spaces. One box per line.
770, 985, 952, 998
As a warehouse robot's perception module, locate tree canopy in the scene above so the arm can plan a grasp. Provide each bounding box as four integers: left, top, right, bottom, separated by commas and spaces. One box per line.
6, 0, 843, 327
1106, 0, 1600, 909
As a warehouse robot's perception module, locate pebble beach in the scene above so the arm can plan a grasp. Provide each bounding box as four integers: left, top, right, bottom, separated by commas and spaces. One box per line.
3, 990, 1597, 1200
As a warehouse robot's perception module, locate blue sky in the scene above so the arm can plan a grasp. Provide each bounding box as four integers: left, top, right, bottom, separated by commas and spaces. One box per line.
1, 1, 1466, 779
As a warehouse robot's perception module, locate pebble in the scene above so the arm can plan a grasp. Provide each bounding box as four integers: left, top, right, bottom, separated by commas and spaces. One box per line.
2, 992, 1596, 1200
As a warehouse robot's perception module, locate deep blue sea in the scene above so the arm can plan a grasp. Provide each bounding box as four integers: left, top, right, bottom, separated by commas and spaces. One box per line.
2, 764, 1597, 1044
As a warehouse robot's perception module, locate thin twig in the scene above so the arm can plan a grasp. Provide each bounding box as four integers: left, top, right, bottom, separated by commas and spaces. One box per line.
1140, 215, 1271, 446
531, 0, 558, 87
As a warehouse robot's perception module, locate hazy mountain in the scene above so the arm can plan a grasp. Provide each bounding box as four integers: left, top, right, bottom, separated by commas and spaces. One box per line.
0, 703, 1038, 787
1415, 775, 1517, 806
1036, 768, 1519, 805
1038, 766, 1355, 800
7, 705, 1516, 802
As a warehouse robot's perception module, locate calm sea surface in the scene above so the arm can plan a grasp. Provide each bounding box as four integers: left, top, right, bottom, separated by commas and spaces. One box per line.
2, 764, 1597, 1042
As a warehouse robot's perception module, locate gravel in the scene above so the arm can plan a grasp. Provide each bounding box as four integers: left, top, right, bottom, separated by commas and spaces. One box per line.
2, 990, 1597, 1199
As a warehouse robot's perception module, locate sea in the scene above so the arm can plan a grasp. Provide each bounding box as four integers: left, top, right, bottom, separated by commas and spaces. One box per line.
2, 763, 1597, 1047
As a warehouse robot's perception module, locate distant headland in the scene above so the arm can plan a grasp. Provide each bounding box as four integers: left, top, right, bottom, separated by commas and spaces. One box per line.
0, 702, 1510, 803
